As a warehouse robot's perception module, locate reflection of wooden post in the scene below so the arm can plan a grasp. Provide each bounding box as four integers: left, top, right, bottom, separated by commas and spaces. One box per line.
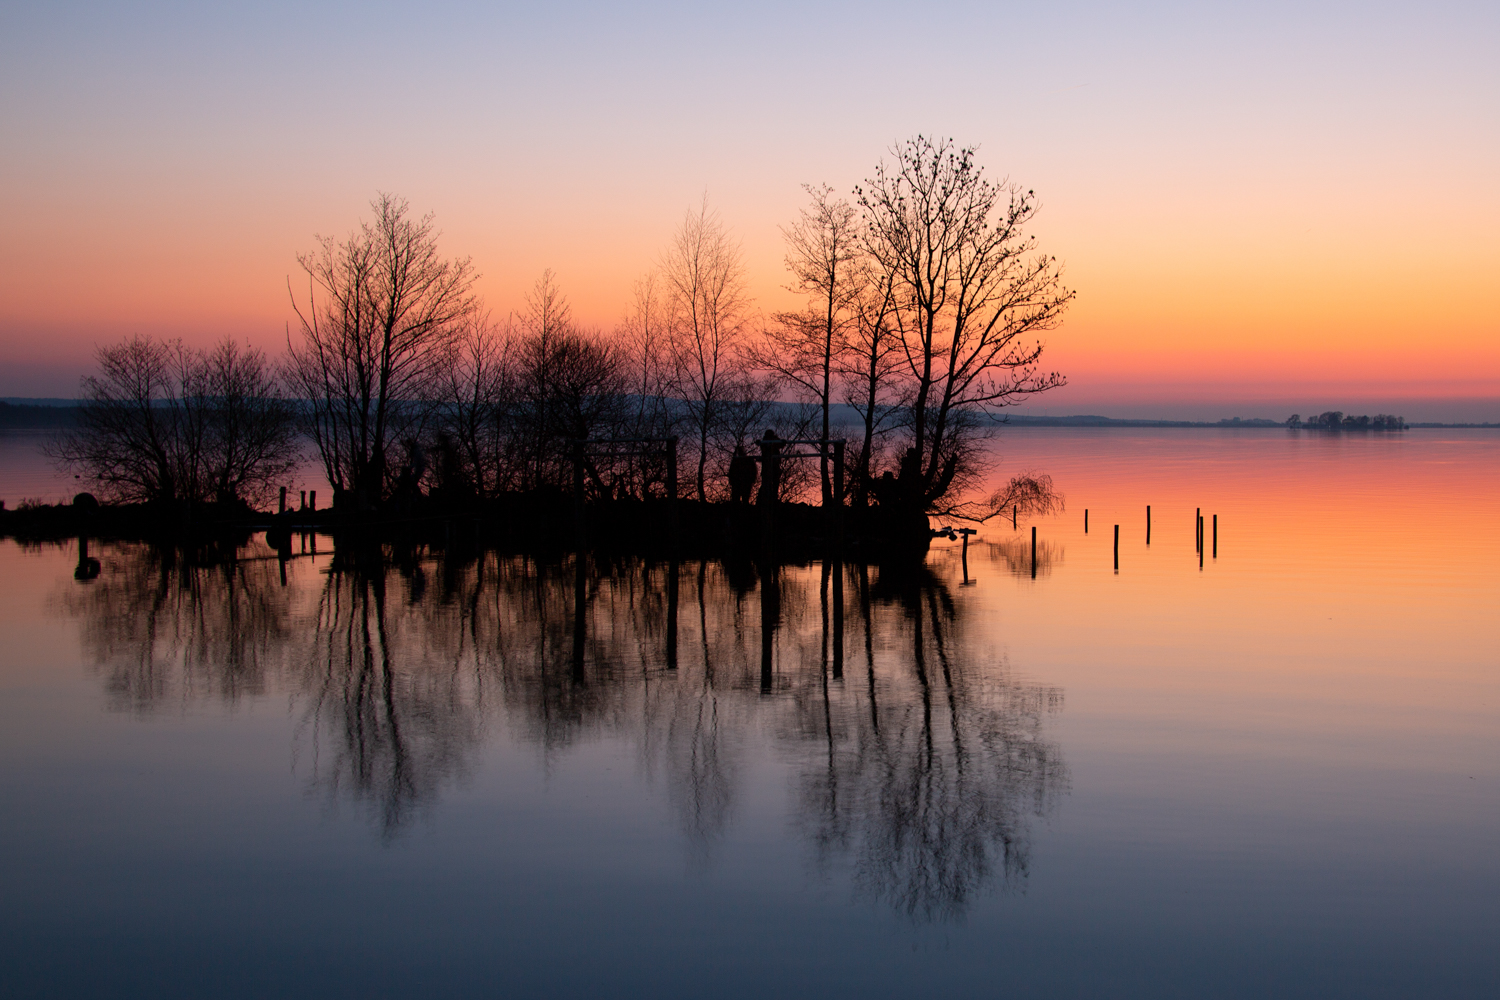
831, 557, 843, 680
73, 536, 100, 581
666, 558, 679, 670
759, 561, 778, 694
666, 436, 679, 540
572, 551, 586, 683
573, 441, 586, 549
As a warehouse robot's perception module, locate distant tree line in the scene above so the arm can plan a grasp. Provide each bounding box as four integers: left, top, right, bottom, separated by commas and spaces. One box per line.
1286, 412, 1407, 431
55, 137, 1074, 521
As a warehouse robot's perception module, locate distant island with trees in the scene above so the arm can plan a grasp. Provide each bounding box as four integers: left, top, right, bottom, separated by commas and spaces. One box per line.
1285, 412, 1407, 430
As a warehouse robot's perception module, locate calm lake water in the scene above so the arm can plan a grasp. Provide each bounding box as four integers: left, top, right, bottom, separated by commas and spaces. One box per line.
2, 428, 1497, 998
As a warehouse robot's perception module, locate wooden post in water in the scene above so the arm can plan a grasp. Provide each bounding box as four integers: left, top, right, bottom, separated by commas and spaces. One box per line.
1195, 508, 1201, 552
1013, 505, 1017, 530
300, 490, 306, 511
279, 486, 287, 514
1114, 524, 1119, 571
1213, 514, 1218, 558
1146, 505, 1151, 545
309, 490, 316, 511
1084, 509, 1088, 533
1031, 525, 1037, 579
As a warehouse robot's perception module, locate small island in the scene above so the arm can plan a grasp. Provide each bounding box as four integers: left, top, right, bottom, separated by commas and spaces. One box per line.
1286, 412, 1407, 431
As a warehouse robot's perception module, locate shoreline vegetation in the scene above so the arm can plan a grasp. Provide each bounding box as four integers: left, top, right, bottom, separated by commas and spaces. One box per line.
12, 138, 1080, 558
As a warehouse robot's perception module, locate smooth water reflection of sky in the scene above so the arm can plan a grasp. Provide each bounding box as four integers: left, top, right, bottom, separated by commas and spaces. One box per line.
1, 429, 1497, 999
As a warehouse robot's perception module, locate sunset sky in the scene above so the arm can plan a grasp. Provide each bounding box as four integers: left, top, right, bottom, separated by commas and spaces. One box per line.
2, 1, 1496, 419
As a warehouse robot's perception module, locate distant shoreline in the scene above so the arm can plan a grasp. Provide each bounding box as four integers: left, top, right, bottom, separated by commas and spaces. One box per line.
4, 399, 1496, 432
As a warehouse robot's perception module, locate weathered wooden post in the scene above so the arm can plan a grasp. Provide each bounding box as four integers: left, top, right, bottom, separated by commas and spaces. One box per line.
1213, 514, 1218, 558
1013, 505, 1017, 530
300, 490, 306, 511
309, 490, 316, 511
1084, 509, 1089, 533
1146, 505, 1151, 545
758, 431, 782, 550
1031, 525, 1037, 579
1196, 508, 1201, 552
279, 486, 287, 514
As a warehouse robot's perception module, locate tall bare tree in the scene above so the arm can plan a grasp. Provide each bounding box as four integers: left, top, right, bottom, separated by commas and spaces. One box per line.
660, 198, 755, 502
857, 137, 1073, 519
750, 184, 862, 504
837, 264, 906, 507
285, 194, 477, 507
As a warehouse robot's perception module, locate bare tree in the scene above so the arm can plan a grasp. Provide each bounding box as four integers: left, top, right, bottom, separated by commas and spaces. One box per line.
612, 274, 682, 497
51, 334, 296, 509
750, 185, 863, 504
857, 137, 1074, 520
285, 194, 477, 508
508, 271, 632, 493
200, 338, 300, 507
660, 198, 756, 502
433, 311, 516, 500
513, 269, 573, 490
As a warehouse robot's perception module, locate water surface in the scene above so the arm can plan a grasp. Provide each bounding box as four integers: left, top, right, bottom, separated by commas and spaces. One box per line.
2, 428, 1496, 998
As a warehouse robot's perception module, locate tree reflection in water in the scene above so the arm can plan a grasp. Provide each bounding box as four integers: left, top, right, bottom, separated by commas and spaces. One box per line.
59, 537, 1066, 915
